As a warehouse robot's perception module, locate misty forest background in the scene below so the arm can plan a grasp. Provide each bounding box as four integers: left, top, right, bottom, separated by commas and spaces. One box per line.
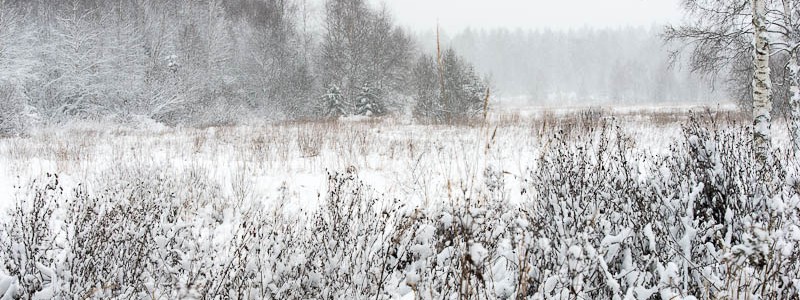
0, 0, 751, 135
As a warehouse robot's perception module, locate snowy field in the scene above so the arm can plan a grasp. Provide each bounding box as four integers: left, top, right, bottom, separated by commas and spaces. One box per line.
1, 105, 799, 299
0, 105, 731, 213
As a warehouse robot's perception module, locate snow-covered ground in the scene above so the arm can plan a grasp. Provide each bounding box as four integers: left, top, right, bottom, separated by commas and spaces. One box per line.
0, 105, 710, 213
1, 105, 798, 299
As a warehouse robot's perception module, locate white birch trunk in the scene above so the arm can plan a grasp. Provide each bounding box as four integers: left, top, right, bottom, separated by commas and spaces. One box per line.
752, 0, 772, 166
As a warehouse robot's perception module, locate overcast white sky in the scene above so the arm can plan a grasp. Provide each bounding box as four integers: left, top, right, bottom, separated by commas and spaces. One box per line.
371, 0, 684, 32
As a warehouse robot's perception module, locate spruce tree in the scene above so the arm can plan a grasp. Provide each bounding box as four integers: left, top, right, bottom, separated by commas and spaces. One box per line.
355, 83, 384, 117
320, 85, 348, 118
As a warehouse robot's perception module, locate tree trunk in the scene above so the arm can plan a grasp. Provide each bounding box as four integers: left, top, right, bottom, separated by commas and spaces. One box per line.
752, 0, 772, 167
786, 45, 800, 153
781, 0, 800, 152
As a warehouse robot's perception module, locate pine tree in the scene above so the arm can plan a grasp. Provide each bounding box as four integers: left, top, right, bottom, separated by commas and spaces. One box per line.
355, 83, 384, 117
411, 50, 488, 123
439, 49, 487, 121
411, 56, 441, 121
320, 84, 348, 118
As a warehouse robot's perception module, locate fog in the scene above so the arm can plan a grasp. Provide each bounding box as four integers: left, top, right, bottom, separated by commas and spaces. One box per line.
377, 0, 684, 32
414, 26, 722, 106
378, 0, 721, 106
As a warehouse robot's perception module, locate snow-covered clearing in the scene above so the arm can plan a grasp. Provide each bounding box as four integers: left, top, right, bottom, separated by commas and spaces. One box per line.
0, 106, 798, 299
0, 106, 703, 212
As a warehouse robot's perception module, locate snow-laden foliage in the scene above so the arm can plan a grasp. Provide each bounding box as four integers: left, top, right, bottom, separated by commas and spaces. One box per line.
1, 118, 798, 299
0, 168, 254, 298
355, 84, 385, 117
0, 0, 422, 130
320, 85, 348, 118
524, 116, 799, 299
412, 49, 490, 123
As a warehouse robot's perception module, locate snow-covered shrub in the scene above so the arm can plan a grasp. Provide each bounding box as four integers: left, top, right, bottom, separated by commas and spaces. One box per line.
56, 166, 233, 298
297, 126, 324, 158
652, 115, 798, 299
517, 116, 800, 299
409, 196, 526, 299
299, 168, 413, 297
523, 120, 655, 298
1, 116, 798, 299
0, 174, 62, 299
0, 167, 268, 299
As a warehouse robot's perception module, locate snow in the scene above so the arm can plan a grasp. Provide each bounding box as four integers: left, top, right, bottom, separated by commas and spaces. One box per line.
643, 224, 656, 252
0, 275, 15, 300
0, 172, 12, 212
469, 243, 488, 265
0, 106, 798, 298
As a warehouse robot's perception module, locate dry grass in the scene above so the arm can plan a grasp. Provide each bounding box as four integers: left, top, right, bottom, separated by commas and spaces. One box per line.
0, 106, 762, 211
1, 106, 798, 299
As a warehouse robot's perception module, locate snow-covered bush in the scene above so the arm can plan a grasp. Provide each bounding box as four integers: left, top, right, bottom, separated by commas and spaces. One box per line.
0, 174, 62, 299
1, 116, 799, 299
517, 116, 800, 299
0, 167, 262, 299
297, 168, 412, 297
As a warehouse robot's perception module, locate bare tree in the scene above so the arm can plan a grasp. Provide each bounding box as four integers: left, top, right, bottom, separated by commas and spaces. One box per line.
0, 0, 37, 135
320, 0, 371, 103
319, 0, 412, 116
127, 0, 183, 121
34, 0, 132, 121
664, 1, 756, 106
777, 0, 800, 150
665, 0, 779, 167
231, 0, 315, 119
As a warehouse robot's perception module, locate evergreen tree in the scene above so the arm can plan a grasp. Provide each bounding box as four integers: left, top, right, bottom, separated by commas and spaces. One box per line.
440, 49, 487, 120
412, 49, 488, 123
355, 83, 384, 117
411, 56, 441, 121
320, 84, 348, 118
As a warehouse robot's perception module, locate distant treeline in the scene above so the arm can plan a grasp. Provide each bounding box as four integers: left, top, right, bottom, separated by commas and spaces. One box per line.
420, 27, 723, 105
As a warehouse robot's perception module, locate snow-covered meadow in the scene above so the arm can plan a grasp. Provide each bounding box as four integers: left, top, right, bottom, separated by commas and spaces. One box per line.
1, 106, 799, 299
0, 106, 698, 214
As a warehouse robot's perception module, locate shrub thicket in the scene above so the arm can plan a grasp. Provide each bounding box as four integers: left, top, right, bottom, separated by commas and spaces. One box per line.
1, 117, 798, 299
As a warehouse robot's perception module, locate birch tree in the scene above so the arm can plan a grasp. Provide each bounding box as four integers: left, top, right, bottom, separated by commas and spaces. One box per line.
665, 0, 776, 165
752, 0, 772, 164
